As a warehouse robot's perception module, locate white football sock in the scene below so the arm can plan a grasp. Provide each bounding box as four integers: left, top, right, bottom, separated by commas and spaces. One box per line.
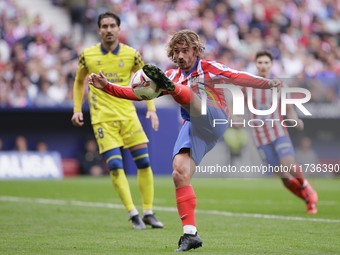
143, 209, 153, 216
183, 225, 197, 235
128, 208, 139, 217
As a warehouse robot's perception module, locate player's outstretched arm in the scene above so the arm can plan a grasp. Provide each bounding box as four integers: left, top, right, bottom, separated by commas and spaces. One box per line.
222, 69, 281, 89
89, 71, 141, 101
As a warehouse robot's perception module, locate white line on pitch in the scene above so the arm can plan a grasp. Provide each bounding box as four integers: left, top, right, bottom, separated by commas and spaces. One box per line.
1, 196, 339, 223
199, 198, 337, 206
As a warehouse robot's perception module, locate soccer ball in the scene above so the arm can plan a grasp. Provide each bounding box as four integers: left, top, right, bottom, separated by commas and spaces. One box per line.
131, 69, 162, 100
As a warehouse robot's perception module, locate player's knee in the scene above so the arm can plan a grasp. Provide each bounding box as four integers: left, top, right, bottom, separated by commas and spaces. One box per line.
172, 169, 181, 182
107, 157, 123, 171
134, 156, 150, 169
172, 167, 190, 184
131, 147, 150, 169
103, 148, 123, 171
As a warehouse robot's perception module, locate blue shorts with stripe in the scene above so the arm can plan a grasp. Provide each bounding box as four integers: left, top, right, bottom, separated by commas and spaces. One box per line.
173, 106, 228, 165
257, 135, 295, 166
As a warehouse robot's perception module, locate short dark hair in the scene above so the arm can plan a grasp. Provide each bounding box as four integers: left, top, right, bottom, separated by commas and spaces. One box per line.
255, 50, 273, 61
97, 12, 121, 28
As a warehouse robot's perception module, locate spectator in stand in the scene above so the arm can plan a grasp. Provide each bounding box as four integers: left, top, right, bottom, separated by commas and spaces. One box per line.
13, 135, 28, 152
36, 140, 49, 152
1, 0, 340, 108
78, 138, 105, 176
65, 0, 88, 41
7, 72, 33, 108
34, 80, 57, 107
48, 75, 68, 104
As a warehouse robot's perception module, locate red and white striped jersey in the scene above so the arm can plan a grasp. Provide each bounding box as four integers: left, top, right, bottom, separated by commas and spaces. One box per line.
245, 87, 288, 146
165, 58, 272, 121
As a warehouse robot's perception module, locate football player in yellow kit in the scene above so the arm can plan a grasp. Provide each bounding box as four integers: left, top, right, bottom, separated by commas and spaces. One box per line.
71, 11, 163, 230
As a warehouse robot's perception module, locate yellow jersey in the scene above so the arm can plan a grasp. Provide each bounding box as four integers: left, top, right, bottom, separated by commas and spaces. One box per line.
73, 42, 155, 124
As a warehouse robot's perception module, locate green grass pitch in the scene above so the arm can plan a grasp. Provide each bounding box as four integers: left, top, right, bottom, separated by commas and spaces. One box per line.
1, 177, 339, 254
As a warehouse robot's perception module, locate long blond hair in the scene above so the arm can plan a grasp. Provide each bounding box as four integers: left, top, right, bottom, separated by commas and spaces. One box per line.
167, 29, 205, 61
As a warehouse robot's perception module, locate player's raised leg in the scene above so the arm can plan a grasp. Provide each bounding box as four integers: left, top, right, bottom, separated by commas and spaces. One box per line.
143, 64, 176, 92
143, 64, 204, 116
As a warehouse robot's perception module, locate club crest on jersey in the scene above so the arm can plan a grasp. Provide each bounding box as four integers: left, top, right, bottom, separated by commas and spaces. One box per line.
96, 60, 101, 66
119, 59, 124, 67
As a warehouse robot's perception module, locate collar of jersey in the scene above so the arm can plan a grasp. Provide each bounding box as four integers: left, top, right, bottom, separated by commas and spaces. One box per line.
182, 57, 200, 76
100, 43, 120, 55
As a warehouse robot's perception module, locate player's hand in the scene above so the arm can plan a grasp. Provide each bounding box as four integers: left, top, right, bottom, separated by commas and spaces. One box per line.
89, 70, 108, 89
268, 79, 282, 88
146, 110, 159, 131
286, 118, 304, 131
71, 112, 84, 127
295, 119, 304, 131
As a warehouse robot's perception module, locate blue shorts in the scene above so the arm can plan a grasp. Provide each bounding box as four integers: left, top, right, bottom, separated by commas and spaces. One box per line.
258, 135, 295, 166
173, 106, 228, 165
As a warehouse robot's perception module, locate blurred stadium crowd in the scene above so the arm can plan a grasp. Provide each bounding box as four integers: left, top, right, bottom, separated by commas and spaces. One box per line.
1, 0, 340, 108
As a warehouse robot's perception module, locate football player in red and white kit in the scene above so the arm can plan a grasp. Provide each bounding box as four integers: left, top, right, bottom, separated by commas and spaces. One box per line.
246, 50, 318, 214
89, 30, 280, 252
